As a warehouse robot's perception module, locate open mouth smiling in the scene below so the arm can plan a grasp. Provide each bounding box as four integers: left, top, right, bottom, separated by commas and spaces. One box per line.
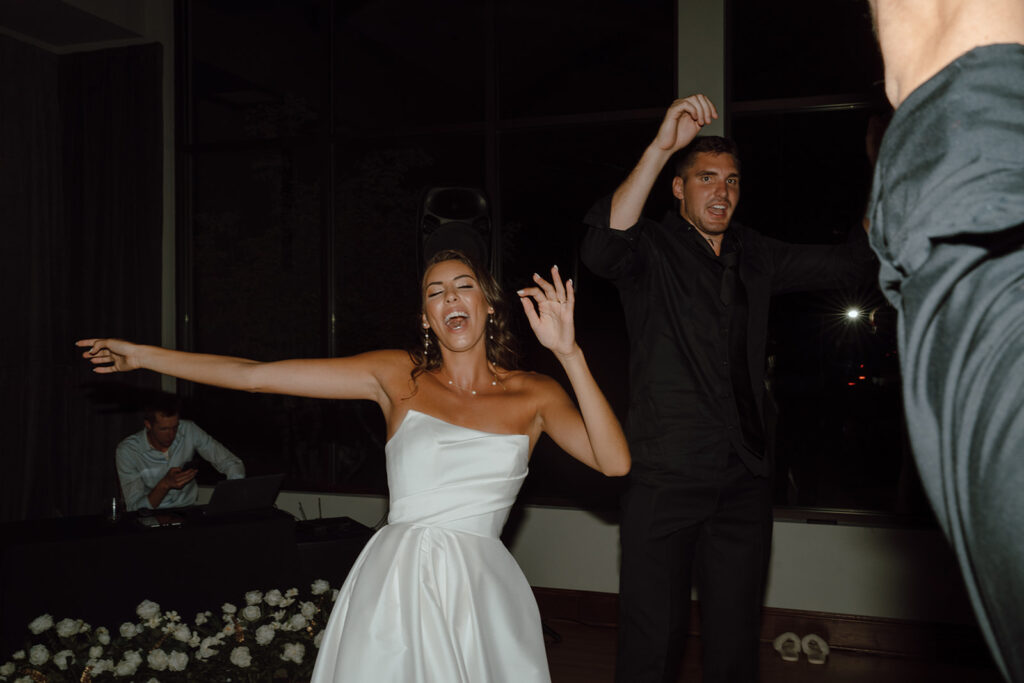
444, 311, 470, 330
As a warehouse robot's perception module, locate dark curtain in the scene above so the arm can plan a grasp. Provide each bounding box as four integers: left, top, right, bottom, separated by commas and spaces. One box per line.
0, 36, 163, 522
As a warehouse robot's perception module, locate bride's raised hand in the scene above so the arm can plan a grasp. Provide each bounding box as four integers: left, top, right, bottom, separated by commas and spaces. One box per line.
518, 265, 577, 358
76, 338, 142, 373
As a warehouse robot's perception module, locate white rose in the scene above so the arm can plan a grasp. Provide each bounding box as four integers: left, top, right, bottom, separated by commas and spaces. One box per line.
300, 601, 317, 619
264, 589, 283, 606
147, 648, 169, 671
96, 626, 111, 645
245, 590, 263, 605
311, 579, 329, 595
89, 645, 103, 659
136, 600, 161, 620
242, 605, 261, 621
54, 649, 74, 670
90, 658, 114, 675
56, 618, 80, 638
28, 645, 49, 666
165, 610, 180, 622
145, 616, 162, 629
124, 650, 143, 666
280, 642, 305, 664
11, 650, 25, 660
221, 602, 237, 615
194, 612, 208, 626
313, 630, 324, 649
230, 646, 252, 668
286, 614, 306, 631
80, 622, 91, 634
188, 634, 200, 648
255, 624, 275, 645
197, 637, 219, 660
115, 659, 137, 676
285, 587, 298, 598
173, 624, 191, 642
0, 662, 16, 676
272, 610, 286, 622
168, 650, 188, 672
27, 614, 53, 634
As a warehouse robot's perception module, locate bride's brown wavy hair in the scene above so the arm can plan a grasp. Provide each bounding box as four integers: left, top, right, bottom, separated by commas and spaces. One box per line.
408, 249, 520, 383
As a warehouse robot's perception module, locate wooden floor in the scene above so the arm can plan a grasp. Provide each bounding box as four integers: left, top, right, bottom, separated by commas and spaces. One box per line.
542, 618, 1003, 683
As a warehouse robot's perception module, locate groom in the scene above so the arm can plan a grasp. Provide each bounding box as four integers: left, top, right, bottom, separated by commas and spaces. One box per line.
581, 94, 876, 682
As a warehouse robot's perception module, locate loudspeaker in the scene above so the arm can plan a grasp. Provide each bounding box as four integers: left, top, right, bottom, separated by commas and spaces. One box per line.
417, 186, 493, 276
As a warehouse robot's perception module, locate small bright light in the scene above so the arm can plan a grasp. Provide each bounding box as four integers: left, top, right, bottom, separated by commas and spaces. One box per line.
846, 308, 861, 320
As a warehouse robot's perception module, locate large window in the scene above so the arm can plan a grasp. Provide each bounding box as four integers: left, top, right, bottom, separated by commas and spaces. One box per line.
729, 0, 926, 517
177, 0, 675, 505
178, 0, 927, 518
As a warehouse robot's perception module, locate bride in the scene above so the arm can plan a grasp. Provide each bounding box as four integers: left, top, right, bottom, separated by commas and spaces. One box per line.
78, 249, 630, 682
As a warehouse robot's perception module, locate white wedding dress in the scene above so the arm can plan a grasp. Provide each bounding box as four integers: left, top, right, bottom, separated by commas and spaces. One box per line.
310, 409, 551, 682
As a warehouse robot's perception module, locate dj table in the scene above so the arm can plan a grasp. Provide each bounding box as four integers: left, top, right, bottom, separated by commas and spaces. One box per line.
0, 509, 304, 653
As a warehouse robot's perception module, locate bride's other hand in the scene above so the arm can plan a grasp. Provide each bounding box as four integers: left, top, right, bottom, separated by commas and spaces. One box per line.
518, 265, 578, 358
76, 338, 141, 373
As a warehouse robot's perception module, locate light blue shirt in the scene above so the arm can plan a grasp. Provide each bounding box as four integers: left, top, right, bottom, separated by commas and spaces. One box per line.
116, 419, 245, 511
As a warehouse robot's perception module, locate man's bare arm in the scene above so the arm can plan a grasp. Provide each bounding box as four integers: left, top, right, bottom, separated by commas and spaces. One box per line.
609, 94, 717, 229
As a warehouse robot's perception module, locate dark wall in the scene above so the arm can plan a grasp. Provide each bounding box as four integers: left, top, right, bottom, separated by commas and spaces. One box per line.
0, 36, 164, 521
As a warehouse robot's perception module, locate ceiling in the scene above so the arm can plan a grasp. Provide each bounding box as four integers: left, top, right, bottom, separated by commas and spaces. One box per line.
0, 0, 140, 52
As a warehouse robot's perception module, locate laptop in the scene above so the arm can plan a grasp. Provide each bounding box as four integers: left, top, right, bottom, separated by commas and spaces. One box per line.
200, 473, 285, 518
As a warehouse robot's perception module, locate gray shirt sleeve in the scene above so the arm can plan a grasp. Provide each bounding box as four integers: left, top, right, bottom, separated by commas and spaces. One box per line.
183, 420, 246, 479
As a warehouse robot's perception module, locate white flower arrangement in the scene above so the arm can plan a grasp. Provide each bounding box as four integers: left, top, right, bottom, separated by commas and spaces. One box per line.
0, 579, 337, 682
136, 601, 161, 621
146, 648, 169, 671
263, 589, 284, 607
27, 616, 52, 636
280, 642, 305, 665
255, 625, 275, 646
229, 645, 252, 668
28, 645, 48, 667
53, 649, 73, 671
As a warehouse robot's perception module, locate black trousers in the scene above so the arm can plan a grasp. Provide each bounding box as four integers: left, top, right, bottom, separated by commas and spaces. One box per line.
616, 453, 773, 683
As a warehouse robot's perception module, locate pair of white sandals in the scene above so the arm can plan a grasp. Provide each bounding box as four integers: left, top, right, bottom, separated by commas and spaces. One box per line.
772, 632, 829, 664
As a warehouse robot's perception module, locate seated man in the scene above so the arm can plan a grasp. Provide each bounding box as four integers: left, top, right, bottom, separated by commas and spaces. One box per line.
116, 394, 245, 511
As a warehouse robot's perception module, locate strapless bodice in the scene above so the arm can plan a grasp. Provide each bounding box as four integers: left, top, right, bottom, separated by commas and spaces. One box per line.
385, 409, 530, 538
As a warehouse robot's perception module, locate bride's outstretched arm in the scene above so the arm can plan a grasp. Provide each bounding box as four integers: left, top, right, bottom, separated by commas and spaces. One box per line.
518, 267, 630, 476
75, 338, 394, 403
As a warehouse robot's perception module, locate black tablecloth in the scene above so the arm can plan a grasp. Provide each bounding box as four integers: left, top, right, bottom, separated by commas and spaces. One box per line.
0, 509, 300, 653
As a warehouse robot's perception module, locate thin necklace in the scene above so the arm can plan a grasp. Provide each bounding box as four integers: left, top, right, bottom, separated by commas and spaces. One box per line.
439, 366, 499, 396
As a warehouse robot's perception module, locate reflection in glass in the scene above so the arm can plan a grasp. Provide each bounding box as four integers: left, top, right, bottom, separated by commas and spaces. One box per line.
333, 0, 486, 130
731, 0, 882, 101
497, 0, 675, 118
191, 147, 325, 485
191, 0, 328, 143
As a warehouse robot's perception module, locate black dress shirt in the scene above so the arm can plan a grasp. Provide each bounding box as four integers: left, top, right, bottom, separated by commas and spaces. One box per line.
867, 43, 1024, 682
581, 196, 877, 482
